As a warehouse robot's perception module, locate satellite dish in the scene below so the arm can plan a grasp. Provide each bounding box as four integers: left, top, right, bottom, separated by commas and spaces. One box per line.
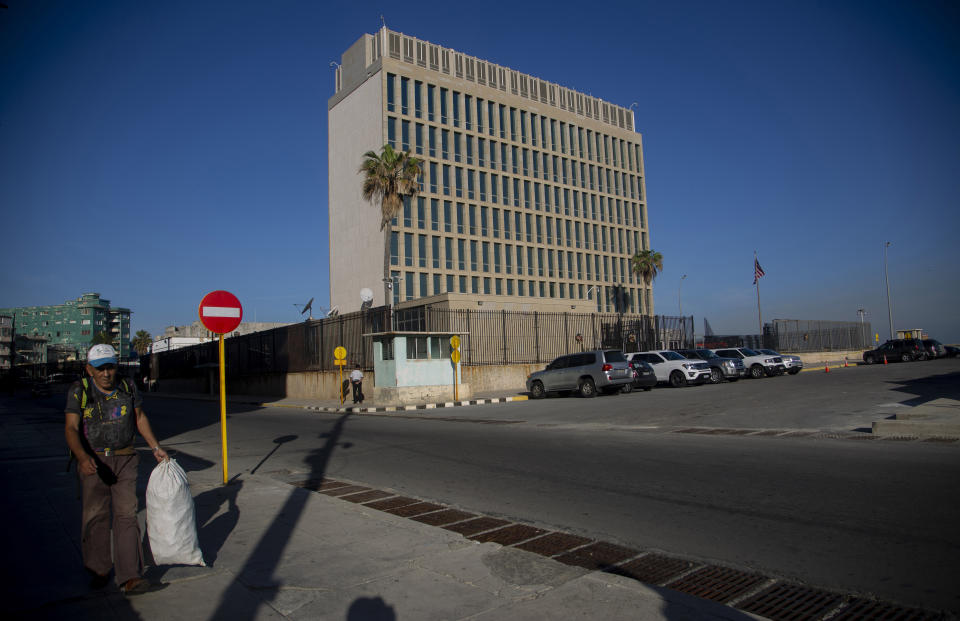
295, 297, 314, 320
360, 288, 374, 310
327, 306, 339, 317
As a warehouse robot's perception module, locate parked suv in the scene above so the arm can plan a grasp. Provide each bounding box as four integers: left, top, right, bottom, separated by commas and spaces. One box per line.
527, 349, 633, 398
712, 348, 785, 378
921, 339, 946, 359
756, 349, 804, 375
675, 348, 746, 383
862, 339, 925, 364
628, 351, 712, 387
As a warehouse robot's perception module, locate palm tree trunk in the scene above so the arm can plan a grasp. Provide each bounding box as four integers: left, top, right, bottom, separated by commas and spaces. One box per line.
383, 223, 392, 307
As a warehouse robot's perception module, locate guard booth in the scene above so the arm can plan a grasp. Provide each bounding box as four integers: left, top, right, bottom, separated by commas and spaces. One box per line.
365, 331, 469, 405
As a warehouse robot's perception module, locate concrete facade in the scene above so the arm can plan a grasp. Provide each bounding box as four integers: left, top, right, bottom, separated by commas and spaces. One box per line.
0, 293, 131, 361
329, 28, 652, 317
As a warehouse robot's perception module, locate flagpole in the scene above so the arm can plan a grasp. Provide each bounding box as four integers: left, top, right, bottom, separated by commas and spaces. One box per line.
755, 251, 763, 334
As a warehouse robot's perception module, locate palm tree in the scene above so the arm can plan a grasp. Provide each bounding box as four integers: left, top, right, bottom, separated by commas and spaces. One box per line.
132, 330, 152, 356
360, 143, 423, 304
630, 249, 664, 286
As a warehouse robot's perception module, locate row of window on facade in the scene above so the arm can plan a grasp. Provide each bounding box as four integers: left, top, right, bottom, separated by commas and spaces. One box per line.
390, 238, 644, 288
385, 73, 638, 169
386, 33, 632, 131
390, 200, 647, 259
387, 126, 643, 206
387, 270, 651, 315
396, 193, 644, 234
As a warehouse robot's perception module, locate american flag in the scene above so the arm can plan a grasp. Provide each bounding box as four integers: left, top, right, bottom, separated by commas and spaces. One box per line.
753, 257, 766, 285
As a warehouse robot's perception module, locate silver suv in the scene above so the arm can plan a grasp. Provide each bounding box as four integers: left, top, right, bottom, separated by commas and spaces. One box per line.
527, 350, 633, 398
757, 349, 803, 375
675, 349, 746, 383
713, 348, 785, 378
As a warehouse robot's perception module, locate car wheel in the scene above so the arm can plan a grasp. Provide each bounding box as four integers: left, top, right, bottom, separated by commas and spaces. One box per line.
530, 380, 546, 399
864, 355, 875, 365
621, 383, 634, 394
709, 368, 722, 384
900, 353, 911, 363
669, 371, 686, 388
788, 368, 800, 375
644, 386, 653, 391
578, 377, 596, 398
750, 364, 764, 379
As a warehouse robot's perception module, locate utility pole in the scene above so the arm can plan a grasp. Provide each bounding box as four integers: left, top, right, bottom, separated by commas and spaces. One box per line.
883, 242, 894, 340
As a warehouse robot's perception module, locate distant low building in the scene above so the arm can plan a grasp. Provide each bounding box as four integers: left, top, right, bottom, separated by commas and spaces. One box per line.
0, 293, 132, 362
0, 315, 13, 372
154, 321, 292, 352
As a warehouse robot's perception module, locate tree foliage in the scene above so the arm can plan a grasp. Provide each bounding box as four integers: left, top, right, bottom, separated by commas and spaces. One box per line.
132, 330, 152, 356
631, 249, 664, 286
359, 144, 423, 303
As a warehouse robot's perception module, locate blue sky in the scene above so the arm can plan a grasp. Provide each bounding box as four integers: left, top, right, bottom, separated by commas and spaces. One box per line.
2, 0, 958, 343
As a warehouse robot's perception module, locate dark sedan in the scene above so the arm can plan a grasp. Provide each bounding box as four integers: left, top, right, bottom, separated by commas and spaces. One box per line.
624, 359, 658, 392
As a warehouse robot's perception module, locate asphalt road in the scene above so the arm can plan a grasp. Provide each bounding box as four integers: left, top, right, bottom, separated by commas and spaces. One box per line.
25, 358, 960, 613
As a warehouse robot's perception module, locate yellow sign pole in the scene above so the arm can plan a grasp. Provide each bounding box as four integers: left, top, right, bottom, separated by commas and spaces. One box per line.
339, 364, 344, 404
219, 333, 228, 485
450, 336, 461, 401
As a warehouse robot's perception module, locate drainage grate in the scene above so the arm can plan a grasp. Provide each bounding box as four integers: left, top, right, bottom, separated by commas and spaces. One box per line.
411, 508, 476, 526
666, 565, 768, 603
554, 541, 639, 571
320, 484, 370, 497
737, 583, 844, 620
383, 501, 445, 517
829, 598, 942, 620
291, 478, 348, 491
921, 437, 958, 444
363, 496, 420, 511
469, 524, 547, 545
442, 516, 511, 536
340, 490, 394, 504
514, 532, 593, 556
610, 553, 700, 586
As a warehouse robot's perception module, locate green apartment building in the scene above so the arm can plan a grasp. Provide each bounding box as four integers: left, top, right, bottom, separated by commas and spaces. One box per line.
0, 293, 132, 362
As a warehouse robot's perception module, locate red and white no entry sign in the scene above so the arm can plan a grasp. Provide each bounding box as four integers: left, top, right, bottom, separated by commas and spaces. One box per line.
198, 290, 243, 334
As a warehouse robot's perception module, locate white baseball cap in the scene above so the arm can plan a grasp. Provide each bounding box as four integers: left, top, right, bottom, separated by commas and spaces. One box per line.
87, 344, 118, 367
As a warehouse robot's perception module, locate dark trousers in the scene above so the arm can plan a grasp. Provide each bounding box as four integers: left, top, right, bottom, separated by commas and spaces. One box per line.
352, 380, 363, 403
78, 453, 143, 584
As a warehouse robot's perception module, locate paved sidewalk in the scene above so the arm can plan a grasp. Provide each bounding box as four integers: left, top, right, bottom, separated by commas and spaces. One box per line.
1, 397, 761, 621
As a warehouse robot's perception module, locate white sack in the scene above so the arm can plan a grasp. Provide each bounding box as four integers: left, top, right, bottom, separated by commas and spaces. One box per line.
146, 458, 205, 566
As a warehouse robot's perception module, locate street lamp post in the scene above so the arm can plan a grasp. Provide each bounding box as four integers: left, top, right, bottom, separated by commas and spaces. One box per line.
883, 242, 894, 341
679, 275, 687, 316
857, 308, 866, 349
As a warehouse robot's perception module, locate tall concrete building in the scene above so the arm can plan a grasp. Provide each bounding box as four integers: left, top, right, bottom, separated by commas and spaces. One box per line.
0, 293, 132, 362
329, 28, 651, 315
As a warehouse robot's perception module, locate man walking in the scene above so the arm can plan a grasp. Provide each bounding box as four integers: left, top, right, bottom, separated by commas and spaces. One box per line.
349, 364, 364, 404
64, 344, 168, 594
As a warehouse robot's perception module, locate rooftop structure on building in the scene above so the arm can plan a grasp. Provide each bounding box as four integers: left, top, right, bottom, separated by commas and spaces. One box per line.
160, 320, 293, 341
0, 293, 131, 362
328, 27, 651, 316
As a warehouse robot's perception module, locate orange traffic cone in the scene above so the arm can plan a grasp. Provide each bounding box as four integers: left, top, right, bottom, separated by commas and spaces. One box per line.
844, 358, 848, 368
883, 355, 888, 365
825, 363, 830, 373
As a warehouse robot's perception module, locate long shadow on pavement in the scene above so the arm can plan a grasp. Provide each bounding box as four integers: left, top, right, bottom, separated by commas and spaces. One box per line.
207, 412, 354, 621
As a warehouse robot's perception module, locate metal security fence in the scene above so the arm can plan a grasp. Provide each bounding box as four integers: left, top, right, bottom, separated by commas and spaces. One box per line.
768, 319, 873, 352
149, 305, 694, 380
702, 319, 873, 353
385, 306, 693, 365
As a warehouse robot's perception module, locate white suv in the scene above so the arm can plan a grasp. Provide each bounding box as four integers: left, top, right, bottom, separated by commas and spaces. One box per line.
712, 348, 785, 379
628, 351, 712, 387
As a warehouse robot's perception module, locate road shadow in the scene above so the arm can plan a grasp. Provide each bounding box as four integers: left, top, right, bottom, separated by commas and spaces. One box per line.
347, 596, 396, 620
889, 370, 960, 406
207, 412, 367, 620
